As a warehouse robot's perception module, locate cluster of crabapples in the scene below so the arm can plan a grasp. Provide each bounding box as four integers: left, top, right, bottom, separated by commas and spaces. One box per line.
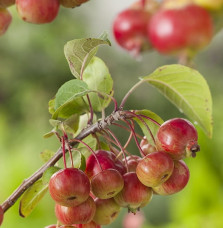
113, 0, 223, 58
45, 118, 200, 228
0, 0, 89, 36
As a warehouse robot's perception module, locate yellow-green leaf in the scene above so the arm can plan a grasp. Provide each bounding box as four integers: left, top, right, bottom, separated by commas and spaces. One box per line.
142, 64, 213, 137
19, 179, 48, 217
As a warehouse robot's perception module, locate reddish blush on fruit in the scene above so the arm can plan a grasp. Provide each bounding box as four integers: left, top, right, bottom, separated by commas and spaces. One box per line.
156, 118, 200, 160
91, 168, 124, 199
113, 8, 151, 55
49, 168, 90, 207
140, 136, 157, 156
16, 0, 60, 24
153, 160, 190, 195
85, 150, 126, 179
93, 197, 120, 225
136, 151, 174, 187
55, 196, 96, 225
123, 155, 141, 172
0, 8, 12, 36
148, 4, 213, 55
114, 172, 153, 212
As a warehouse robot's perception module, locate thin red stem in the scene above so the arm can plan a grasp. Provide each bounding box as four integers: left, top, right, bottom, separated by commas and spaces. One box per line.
125, 111, 156, 145
113, 122, 143, 140
62, 136, 67, 169
122, 119, 145, 157
138, 114, 161, 126
105, 128, 129, 173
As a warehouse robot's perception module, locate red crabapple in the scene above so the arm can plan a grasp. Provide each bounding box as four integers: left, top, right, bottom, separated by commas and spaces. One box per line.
85, 150, 126, 179
0, 8, 12, 36
123, 155, 141, 172
49, 168, 90, 207
153, 160, 190, 195
136, 151, 174, 187
113, 8, 151, 55
16, 0, 60, 24
148, 4, 213, 55
91, 169, 124, 199
55, 196, 96, 225
140, 136, 157, 156
114, 172, 153, 212
156, 118, 200, 160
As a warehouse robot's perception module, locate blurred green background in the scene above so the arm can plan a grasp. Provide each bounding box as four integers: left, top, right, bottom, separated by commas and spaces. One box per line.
0, 0, 223, 228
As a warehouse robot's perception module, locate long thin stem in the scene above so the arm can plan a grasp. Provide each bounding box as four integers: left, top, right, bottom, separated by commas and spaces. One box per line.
62, 136, 67, 169
86, 94, 94, 125
92, 90, 118, 112
123, 119, 145, 156
106, 128, 129, 172
138, 114, 161, 126
113, 122, 143, 140
125, 111, 156, 145
119, 80, 146, 110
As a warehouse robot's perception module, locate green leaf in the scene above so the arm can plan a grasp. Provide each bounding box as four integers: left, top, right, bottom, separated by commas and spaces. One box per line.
40, 149, 55, 163
43, 131, 55, 139
48, 98, 55, 115
72, 151, 86, 171
42, 166, 61, 184
133, 110, 164, 146
142, 65, 213, 137
74, 113, 97, 137
53, 79, 91, 119
63, 114, 80, 134
64, 35, 111, 79
83, 56, 114, 112
19, 179, 48, 217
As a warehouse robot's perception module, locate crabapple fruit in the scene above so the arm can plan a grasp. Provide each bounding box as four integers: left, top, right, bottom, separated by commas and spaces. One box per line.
114, 172, 153, 212
153, 160, 190, 195
148, 4, 213, 55
93, 198, 120, 225
91, 168, 124, 199
123, 155, 141, 172
136, 151, 174, 187
140, 136, 157, 156
156, 118, 200, 160
113, 8, 151, 55
16, 0, 60, 24
85, 150, 126, 179
49, 168, 90, 207
55, 196, 96, 225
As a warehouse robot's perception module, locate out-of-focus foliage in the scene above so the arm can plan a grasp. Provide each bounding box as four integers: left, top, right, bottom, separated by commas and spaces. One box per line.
0, 1, 223, 228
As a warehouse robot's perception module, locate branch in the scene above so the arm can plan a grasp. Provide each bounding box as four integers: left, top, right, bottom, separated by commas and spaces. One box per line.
0, 110, 130, 213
